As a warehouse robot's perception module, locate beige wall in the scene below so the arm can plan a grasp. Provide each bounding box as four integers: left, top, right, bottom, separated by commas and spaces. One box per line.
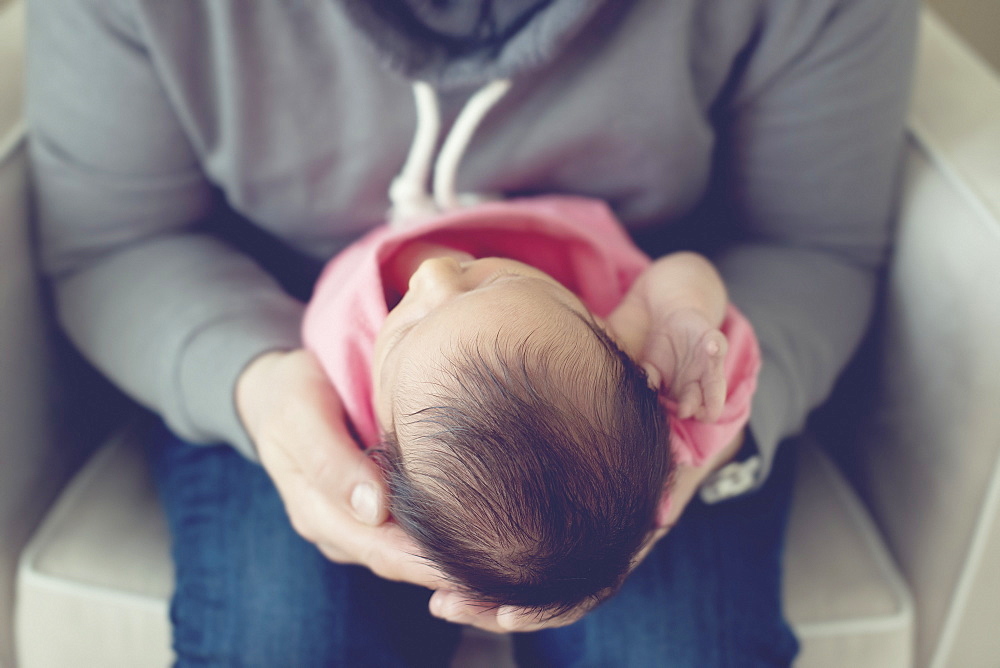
928, 0, 1000, 72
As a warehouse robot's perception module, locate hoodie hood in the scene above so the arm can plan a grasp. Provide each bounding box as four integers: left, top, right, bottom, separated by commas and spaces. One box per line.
339, 0, 609, 90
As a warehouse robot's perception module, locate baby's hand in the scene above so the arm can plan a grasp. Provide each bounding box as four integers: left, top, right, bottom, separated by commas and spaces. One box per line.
607, 253, 730, 423
645, 308, 728, 422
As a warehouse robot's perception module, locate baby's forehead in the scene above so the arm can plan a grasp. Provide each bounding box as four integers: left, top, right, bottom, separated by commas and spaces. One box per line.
395, 310, 608, 417
437, 300, 598, 367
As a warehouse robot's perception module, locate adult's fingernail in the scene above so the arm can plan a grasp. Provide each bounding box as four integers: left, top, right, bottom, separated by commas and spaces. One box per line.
350, 483, 380, 525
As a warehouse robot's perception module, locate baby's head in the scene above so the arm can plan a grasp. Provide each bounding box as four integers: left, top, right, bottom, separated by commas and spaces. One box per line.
372, 251, 672, 618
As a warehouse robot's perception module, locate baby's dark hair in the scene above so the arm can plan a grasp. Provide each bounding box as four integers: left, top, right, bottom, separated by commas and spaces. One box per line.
373, 314, 672, 619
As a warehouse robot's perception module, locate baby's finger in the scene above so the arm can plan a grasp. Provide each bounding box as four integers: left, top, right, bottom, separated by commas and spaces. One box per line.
699, 375, 727, 423
639, 326, 680, 387
696, 330, 728, 422
677, 382, 703, 420
640, 362, 663, 392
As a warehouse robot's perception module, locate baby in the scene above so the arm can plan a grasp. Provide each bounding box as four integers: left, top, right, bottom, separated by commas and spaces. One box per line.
302, 196, 758, 618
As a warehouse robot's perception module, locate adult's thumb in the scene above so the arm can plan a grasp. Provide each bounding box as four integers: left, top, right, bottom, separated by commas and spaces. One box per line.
350, 480, 385, 526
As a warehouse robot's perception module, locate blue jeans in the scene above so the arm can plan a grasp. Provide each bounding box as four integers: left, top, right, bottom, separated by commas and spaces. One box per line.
148, 424, 798, 667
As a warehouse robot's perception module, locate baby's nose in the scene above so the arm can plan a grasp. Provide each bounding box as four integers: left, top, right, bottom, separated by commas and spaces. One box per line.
409, 256, 464, 301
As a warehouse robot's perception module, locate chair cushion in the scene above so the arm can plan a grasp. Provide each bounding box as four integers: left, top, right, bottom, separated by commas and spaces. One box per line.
16, 428, 913, 667
15, 427, 173, 668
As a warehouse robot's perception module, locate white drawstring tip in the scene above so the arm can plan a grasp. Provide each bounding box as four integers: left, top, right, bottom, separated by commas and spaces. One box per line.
389, 175, 439, 224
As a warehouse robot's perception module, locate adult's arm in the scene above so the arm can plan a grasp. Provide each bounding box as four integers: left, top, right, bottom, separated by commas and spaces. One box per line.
702, 0, 919, 499
27, 0, 444, 587
26, 0, 303, 459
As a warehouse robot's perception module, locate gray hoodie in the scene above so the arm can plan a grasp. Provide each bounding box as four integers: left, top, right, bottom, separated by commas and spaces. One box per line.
26, 0, 917, 497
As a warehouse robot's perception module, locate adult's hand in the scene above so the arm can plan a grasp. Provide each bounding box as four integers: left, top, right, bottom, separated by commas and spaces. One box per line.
606, 253, 729, 422
236, 348, 445, 588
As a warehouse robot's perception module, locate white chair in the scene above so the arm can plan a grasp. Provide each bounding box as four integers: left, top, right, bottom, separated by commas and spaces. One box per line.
2, 2, 998, 665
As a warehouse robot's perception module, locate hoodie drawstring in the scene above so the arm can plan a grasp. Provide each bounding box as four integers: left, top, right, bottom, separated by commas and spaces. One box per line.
389, 79, 512, 225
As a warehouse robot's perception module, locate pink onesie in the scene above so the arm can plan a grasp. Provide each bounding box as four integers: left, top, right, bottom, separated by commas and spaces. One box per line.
303, 196, 760, 469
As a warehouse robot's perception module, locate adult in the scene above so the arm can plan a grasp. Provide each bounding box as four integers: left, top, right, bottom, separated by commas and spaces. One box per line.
26, 0, 916, 665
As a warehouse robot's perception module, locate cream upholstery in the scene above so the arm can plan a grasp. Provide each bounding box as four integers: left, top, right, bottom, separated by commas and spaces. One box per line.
15, 428, 173, 668
0, 3, 70, 667
850, 14, 1000, 666
3, 3, 999, 667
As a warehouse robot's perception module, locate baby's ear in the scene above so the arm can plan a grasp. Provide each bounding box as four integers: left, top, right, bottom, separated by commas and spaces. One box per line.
640, 362, 662, 392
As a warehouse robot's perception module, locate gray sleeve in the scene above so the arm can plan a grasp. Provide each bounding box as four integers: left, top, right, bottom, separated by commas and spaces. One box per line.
26, 0, 304, 459
700, 0, 919, 500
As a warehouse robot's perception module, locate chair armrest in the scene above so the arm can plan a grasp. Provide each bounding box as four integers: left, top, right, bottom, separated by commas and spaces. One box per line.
0, 3, 130, 665
0, 4, 69, 667
850, 9, 1000, 668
